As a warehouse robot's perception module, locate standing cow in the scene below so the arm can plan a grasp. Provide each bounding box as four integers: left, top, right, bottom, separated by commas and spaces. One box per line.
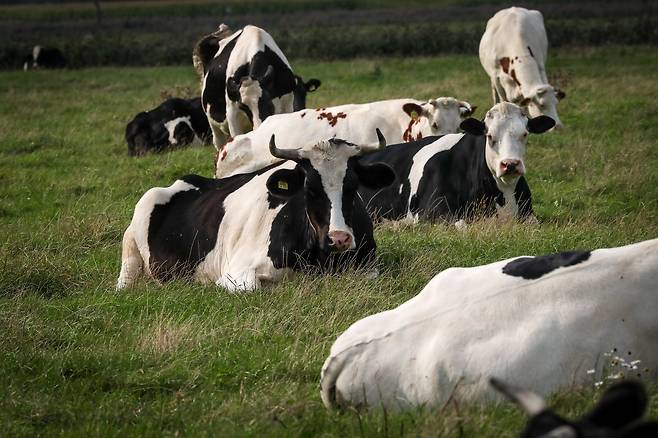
125, 97, 212, 156
479, 7, 565, 129
116, 132, 395, 292
213, 97, 475, 178
193, 25, 321, 148
357, 102, 554, 223
321, 238, 658, 411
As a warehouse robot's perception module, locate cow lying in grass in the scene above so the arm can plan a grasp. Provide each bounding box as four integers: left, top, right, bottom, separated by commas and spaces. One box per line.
357, 102, 554, 222
117, 131, 395, 292
125, 97, 212, 156
320, 238, 658, 410
491, 378, 658, 437
213, 97, 474, 178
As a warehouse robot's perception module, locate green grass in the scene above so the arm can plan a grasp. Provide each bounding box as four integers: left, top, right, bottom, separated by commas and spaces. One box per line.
1, 46, 657, 436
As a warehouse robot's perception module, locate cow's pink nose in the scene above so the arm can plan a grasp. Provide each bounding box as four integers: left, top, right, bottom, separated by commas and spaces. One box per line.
327, 231, 352, 252
500, 159, 522, 175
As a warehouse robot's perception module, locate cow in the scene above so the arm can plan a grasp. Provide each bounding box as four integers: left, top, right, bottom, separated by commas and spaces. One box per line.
125, 97, 212, 156
23, 45, 66, 71
320, 237, 658, 411
491, 379, 658, 437
357, 102, 554, 223
116, 131, 396, 292
193, 24, 321, 148
213, 97, 475, 178
479, 7, 565, 129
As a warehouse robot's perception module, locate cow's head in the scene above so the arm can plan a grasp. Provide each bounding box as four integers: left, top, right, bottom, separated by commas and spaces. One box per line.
460, 102, 554, 185
293, 75, 322, 111
125, 112, 153, 156
519, 85, 565, 131
490, 378, 658, 438
192, 24, 232, 83
402, 97, 476, 136
266, 130, 395, 252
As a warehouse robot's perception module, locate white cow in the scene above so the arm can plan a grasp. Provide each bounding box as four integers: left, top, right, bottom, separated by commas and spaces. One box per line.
214, 97, 475, 178
479, 7, 565, 129
320, 238, 658, 411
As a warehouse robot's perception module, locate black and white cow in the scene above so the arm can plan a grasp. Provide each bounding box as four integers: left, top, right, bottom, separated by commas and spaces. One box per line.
194, 24, 321, 148
491, 379, 658, 437
23, 45, 66, 71
357, 102, 554, 223
116, 132, 395, 291
125, 97, 212, 156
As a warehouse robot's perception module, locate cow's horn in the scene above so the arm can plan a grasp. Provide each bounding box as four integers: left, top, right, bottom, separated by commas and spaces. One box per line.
269, 135, 302, 161
359, 128, 387, 154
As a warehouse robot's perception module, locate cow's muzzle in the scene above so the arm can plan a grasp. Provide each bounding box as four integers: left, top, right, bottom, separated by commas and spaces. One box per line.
327, 231, 353, 252
500, 159, 524, 176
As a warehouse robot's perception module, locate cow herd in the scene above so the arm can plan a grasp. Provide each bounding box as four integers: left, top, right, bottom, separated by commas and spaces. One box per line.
113, 5, 657, 429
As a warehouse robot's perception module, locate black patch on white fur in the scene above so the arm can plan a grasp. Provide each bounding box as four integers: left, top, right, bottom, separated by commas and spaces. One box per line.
502, 250, 591, 280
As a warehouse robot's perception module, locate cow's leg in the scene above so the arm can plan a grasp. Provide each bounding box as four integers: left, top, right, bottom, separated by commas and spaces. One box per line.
225, 102, 251, 138
208, 117, 229, 150
216, 269, 259, 292
116, 227, 143, 290
493, 78, 507, 103
491, 80, 499, 104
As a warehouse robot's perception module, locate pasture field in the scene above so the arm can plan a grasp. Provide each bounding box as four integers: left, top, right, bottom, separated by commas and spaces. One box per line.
1, 45, 657, 436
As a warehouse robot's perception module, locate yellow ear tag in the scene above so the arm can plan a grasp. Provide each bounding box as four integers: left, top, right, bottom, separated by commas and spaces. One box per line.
410, 110, 419, 120
278, 181, 288, 190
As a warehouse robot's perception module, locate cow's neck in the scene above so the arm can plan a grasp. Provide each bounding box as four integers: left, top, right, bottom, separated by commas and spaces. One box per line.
493, 177, 520, 218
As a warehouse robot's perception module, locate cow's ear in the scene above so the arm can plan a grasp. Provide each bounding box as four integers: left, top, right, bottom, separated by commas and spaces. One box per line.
402, 103, 425, 120
226, 77, 240, 101
305, 79, 321, 92
459, 102, 476, 118
527, 115, 555, 134
355, 161, 396, 190
555, 88, 566, 100
266, 167, 304, 198
460, 118, 486, 136
583, 381, 647, 430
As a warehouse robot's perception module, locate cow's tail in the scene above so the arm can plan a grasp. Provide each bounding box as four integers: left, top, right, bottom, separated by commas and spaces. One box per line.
116, 226, 143, 290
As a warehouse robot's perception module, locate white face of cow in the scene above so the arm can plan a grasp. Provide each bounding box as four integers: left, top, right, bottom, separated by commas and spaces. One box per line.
523, 85, 564, 130
460, 102, 555, 187
484, 104, 531, 184
403, 97, 475, 138
266, 132, 395, 252
427, 98, 476, 135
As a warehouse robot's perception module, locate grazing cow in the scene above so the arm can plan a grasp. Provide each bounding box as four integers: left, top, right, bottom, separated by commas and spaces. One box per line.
357, 102, 554, 223
213, 97, 475, 178
116, 132, 395, 292
320, 238, 658, 411
125, 97, 212, 156
194, 24, 321, 148
479, 7, 565, 129
23, 45, 66, 71
491, 379, 658, 437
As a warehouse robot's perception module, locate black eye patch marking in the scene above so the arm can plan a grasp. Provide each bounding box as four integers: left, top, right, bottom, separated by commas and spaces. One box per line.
502, 250, 591, 280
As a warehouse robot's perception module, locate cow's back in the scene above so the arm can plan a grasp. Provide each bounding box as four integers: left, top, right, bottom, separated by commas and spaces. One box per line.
322, 238, 658, 410
480, 7, 547, 68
